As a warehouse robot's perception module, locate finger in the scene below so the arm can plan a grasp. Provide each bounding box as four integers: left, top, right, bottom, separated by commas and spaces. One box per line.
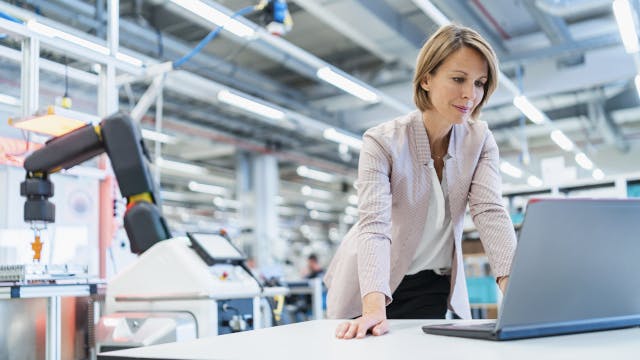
356, 322, 368, 338
335, 322, 350, 338
343, 322, 359, 339
371, 320, 389, 336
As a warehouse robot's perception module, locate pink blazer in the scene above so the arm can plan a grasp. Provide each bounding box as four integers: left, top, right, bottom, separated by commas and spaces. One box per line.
324, 111, 516, 319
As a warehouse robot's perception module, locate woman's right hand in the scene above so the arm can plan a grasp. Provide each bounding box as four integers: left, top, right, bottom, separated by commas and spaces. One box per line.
335, 292, 389, 339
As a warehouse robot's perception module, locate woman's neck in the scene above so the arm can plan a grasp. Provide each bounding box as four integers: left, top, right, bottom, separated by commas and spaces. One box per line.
422, 111, 452, 150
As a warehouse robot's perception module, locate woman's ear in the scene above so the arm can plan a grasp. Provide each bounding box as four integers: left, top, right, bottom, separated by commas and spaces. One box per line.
421, 74, 432, 92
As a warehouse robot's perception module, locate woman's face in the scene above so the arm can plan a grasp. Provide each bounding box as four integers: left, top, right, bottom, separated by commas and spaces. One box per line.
421, 46, 488, 125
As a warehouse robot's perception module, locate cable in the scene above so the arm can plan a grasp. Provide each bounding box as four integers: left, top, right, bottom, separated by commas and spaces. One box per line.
173, 5, 257, 69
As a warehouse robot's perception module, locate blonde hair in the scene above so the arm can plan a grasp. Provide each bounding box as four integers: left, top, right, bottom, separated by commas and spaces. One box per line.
413, 24, 498, 120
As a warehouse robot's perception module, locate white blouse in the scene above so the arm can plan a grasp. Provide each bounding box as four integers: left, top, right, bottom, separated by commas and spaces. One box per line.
406, 156, 454, 275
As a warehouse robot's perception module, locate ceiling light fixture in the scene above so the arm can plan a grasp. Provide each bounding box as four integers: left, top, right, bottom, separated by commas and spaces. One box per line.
323, 128, 362, 150
592, 168, 605, 180
301, 185, 333, 200
27, 20, 143, 67
550, 130, 574, 151
217, 90, 285, 120
170, 0, 255, 38
526, 175, 543, 187
309, 209, 335, 221
345, 206, 359, 217
304, 200, 332, 212
157, 158, 209, 175
213, 197, 240, 209
513, 95, 546, 125
188, 181, 229, 196
613, 0, 640, 53
141, 129, 178, 144
500, 161, 523, 179
574, 152, 594, 170
296, 165, 336, 182
316, 67, 380, 103
0, 93, 20, 106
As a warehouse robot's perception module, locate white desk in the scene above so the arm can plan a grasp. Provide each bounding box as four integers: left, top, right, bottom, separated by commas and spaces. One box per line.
97, 319, 640, 360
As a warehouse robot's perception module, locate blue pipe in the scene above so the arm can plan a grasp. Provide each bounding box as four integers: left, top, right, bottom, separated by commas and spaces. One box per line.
173, 5, 256, 69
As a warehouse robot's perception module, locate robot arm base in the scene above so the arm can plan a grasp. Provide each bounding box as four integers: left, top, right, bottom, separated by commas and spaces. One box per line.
124, 201, 171, 254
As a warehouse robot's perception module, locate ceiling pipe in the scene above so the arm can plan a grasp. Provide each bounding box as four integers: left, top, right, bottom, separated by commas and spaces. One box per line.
154, 0, 412, 113
535, 0, 612, 18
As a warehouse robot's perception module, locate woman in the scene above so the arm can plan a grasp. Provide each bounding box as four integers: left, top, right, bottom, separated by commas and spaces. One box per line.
323, 24, 517, 339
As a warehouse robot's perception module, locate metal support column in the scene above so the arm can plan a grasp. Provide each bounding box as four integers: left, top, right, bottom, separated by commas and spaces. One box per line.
252, 154, 279, 267
46, 296, 62, 360
21, 37, 39, 117
235, 151, 254, 259
98, 0, 119, 281
153, 75, 165, 185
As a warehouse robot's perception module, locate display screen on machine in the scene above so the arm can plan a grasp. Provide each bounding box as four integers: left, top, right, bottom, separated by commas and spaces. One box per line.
187, 232, 246, 265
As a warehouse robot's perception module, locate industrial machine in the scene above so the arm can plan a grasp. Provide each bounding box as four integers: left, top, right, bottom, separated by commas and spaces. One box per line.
97, 232, 268, 351
18, 112, 284, 351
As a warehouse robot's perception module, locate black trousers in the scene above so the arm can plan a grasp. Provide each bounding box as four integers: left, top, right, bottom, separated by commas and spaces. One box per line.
385, 269, 450, 319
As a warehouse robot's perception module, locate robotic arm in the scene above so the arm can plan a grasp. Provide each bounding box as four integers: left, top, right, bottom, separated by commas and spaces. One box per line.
20, 112, 171, 260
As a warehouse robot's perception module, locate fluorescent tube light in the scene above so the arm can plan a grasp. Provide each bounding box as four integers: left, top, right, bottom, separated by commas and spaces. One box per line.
277, 206, 299, 216
188, 181, 229, 196
157, 158, 208, 175
574, 152, 594, 170
348, 194, 358, 206
550, 130, 574, 151
613, 0, 640, 53
304, 200, 332, 212
28, 20, 109, 54
115, 52, 144, 67
141, 129, 178, 144
592, 168, 605, 180
635, 74, 640, 99
316, 67, 380, 103
27, 20, 143, 67
217, 90, 285, 120
342, 214, 356, 224
309, 210, 334, 221
411, 0, 450, 26
0, 93, 19, 106
301, 185, 333, 199
297, 166, 336, 182
345, 206, 359, 217
513, 95, 545, 125
500, 161, 523, 178
170, 0, 255, 38
213, 197, 240, 209
527, 175, 543, 187
323, 128, 362, 150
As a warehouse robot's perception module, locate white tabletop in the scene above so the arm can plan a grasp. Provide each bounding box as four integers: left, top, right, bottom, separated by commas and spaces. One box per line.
98, 319, 640, 360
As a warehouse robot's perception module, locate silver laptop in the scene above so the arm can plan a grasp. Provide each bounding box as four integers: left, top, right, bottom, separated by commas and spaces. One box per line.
423, 198, 640, 340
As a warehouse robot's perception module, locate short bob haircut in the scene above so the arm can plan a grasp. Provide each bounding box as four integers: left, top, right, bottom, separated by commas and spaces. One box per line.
413, 24, 498, 120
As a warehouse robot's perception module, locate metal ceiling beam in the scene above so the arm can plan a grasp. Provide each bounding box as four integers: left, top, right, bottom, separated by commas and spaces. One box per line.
430, 0, 509, 56
291, 0, 403, 65
353, 0, 426, 48
523, 1, 572, 45
28, 0, 332, 120
500, 33, 621, 67
154, 0, 411, 113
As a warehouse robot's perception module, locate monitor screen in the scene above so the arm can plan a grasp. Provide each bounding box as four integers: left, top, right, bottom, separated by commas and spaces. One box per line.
188, 233, 245, 262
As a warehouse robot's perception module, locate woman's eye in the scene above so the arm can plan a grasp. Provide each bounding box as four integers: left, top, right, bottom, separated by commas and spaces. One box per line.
452, 77, 464, 83
475, 81, 486, 87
